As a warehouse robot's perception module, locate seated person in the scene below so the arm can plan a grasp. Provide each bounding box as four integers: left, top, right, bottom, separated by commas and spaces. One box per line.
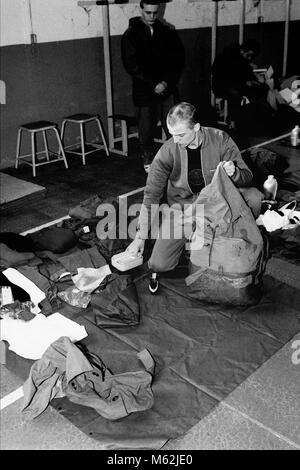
211, 39, 269, 127
127, 102, 263, 293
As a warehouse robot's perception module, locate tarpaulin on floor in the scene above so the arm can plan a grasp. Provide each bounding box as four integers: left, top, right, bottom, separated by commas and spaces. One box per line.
38, 270, 299, 450
2, 221, 300, 449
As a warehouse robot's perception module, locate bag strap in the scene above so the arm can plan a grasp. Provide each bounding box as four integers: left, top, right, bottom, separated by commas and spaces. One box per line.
256, 230, 270, 281
208, 226, 217, 267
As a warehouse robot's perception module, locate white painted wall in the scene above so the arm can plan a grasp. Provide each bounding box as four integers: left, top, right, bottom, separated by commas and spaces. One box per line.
1, 0, 299, 47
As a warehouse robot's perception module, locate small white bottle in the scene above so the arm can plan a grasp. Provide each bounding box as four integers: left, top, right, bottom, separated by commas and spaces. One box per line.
291, 125, 299, 146
263, 175, 278, 201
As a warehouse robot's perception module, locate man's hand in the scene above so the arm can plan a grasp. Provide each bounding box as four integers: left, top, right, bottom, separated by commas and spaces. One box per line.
154, 81, 167, 95
126, 236, 145, 256
223, 161, 236, 177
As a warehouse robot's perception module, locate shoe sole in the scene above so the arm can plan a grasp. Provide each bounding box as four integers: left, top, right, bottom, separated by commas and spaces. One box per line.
149, 285, 159, 294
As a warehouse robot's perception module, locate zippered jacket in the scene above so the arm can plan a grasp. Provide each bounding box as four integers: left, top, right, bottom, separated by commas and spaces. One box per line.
138, 127, 253, 238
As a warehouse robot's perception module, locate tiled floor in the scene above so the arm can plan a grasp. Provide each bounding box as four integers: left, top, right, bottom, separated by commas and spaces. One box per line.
164, 332, 300, 450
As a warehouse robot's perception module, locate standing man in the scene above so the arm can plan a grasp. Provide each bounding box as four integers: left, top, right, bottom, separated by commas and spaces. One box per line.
121, 0, 185, 172
126, 102, 262, 293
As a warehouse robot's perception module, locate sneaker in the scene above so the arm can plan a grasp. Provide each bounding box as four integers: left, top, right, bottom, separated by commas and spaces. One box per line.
149, 276, 159, 294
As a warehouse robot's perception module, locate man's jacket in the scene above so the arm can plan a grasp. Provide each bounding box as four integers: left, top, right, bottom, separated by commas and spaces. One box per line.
138, 127, 253, 238
121, 17, 185, 106
22, 336, 155, 421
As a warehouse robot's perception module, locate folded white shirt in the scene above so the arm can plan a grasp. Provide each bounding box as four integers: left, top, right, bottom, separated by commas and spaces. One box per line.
0, 312, 87, 360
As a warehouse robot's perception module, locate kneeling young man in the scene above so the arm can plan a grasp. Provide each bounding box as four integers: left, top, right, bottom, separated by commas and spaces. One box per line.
127, 102, 262, 293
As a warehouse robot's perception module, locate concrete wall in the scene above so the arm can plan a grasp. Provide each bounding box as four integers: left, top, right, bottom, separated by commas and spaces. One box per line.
1, 0, 300, 168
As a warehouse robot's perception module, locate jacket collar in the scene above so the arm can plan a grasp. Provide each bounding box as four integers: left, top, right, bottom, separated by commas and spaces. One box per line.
198, 127, 210, 150
129, 16, 161, 33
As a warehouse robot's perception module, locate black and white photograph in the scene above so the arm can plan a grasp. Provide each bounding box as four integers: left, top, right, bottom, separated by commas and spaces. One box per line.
0, 0, 299, 455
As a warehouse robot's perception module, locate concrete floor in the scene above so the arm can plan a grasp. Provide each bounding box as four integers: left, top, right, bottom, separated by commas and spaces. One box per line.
1, 136, 300, 451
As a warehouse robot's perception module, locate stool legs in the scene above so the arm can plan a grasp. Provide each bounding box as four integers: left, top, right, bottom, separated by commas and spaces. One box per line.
53, 127, 68, 169
31, 131, 37, 177
60, 116, 109, 164
79, 122, 86, 165
59, 119, 67, 158
95, 117, 109, 156
15, 128, 22, 169
16, 125, 69, 176
120, 119, 128, 156
60, 119, 66, 143
42, 130, 50, 161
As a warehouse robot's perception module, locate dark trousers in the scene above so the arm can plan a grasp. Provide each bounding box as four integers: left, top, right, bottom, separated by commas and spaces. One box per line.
135, 95, 175, 164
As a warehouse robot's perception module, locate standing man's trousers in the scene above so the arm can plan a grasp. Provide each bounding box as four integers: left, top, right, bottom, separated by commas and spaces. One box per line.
135, 94, 175, 164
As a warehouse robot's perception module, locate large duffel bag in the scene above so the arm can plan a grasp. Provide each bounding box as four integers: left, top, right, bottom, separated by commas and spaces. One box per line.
185, 164, 269, 306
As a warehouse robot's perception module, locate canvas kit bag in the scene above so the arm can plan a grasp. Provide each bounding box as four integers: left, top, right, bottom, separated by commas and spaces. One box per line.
186, 164, 269, 306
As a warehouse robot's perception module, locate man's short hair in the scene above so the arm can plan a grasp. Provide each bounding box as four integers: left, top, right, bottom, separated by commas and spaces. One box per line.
167, 102, 199, 128
140, 0, 161, 8
241, 39, 260, 57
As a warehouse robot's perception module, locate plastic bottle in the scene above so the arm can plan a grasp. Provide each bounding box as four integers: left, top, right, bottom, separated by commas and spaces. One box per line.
263, 175, 278, 201
291, 125, 299, 146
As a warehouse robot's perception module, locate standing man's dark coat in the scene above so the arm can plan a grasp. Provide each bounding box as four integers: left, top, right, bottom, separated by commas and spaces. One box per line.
121, 17, 185, 107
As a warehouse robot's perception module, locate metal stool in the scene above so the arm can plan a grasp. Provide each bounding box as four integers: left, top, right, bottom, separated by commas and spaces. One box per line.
15, 121, 68, 177
108, 114, 166, 156
60, 113, 109, 165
